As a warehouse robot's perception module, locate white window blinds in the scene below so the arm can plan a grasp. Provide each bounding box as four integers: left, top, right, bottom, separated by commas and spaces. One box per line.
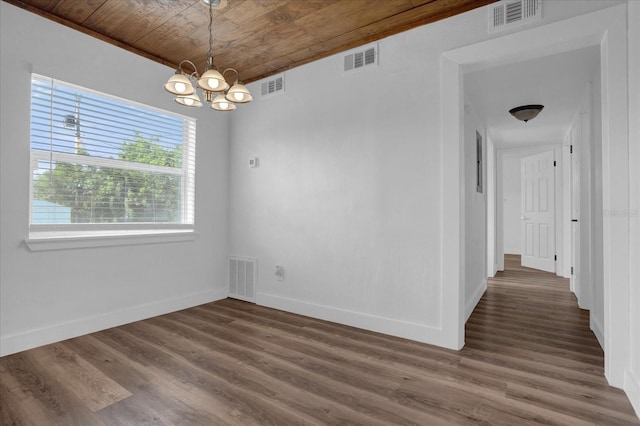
29, 74, 196, 229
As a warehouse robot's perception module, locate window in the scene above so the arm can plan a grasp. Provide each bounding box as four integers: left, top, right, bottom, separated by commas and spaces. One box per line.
28, 74, 196, 245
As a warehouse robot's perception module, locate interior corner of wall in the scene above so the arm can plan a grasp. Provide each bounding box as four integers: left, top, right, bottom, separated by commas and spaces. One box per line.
624, 368, 640, 420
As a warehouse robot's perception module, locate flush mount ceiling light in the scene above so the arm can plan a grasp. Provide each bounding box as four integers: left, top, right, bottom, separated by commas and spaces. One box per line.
163, 0, 251, 111
509, 104, 544, 123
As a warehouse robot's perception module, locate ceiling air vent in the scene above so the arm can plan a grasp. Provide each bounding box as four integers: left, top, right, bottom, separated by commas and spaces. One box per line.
344, 44, 378, 72
261, 74, 284, 97
489, 0, 541, 33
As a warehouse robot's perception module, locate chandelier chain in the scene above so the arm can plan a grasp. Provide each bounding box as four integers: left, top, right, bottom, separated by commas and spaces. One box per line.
207, 0, 213, 65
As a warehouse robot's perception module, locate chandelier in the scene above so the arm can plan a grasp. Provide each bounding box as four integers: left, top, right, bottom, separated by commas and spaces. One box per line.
163, 0, 252, 111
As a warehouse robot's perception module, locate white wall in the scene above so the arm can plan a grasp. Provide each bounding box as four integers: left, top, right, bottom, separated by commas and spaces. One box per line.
463, 103, 487, 320
592, 69, 605, 345
625, 1, 640, 417
502, 155, 522, 254
0, 3, 229, 355
486, 135, 497, 277
229, 35, 446, 344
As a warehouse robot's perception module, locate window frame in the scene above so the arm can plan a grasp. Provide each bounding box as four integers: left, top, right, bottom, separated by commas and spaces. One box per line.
26, 74, 197, 250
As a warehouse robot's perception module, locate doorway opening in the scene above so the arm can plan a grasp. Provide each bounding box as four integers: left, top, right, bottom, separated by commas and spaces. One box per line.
442, 4, 630, 387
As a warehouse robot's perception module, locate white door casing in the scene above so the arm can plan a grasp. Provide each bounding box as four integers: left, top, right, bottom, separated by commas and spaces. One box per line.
521, 150, 556, 272
571, 125, 582, 302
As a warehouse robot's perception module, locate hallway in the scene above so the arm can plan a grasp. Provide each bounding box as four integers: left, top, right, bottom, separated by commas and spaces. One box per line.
463, 254, 638, 424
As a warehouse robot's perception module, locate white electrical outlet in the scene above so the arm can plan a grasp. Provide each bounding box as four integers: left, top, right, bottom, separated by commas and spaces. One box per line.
275, 265, 284, 281
249, 157, 259, 168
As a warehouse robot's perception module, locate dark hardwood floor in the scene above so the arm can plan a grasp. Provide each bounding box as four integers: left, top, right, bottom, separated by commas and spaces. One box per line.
1, 255, 638, 425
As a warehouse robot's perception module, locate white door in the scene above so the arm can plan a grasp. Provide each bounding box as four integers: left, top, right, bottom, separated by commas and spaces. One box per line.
521, 151, 555, 272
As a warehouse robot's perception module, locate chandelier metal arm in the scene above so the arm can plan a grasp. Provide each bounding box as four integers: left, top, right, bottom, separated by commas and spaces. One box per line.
222, 68, 239, 83
177, 60, 200, 79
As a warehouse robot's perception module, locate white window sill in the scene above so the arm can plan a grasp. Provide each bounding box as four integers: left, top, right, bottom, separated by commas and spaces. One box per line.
25, 229, 198, 251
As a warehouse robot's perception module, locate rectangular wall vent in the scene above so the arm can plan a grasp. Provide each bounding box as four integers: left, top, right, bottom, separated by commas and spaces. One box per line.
344, 44, 378, 72
229, 256, 257, 302
489, 0, 541, 33
261, 74, 284, 97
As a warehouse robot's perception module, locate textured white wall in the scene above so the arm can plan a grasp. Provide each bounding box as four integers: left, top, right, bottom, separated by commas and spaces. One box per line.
588, 67, 605, 345
486, 136, 497, 277
0, 3, 230, 355
502, 155, 522, 254
463, 103, 487, 320
229, 35, 445, 342
625, 1, 640, 417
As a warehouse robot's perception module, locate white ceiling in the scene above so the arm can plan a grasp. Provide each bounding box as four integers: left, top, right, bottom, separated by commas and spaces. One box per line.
464, 45, 600, 149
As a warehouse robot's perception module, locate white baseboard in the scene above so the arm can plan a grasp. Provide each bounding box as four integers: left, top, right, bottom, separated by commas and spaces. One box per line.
625, 369, 640, 420
504, 248, 521, 255
465, 279, 487, 322
0, 287, 227, 357
590, 313, 605, 350
256, 293, 449, 347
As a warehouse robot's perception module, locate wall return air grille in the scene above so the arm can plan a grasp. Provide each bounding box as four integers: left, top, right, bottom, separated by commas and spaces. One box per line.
229, 256, 257, 302
489, 0, 542, 33
261, 74, 284, 97
344, 44, 378, 72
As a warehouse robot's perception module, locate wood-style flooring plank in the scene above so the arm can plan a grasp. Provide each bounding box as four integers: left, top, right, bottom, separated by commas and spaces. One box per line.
0, 352, 105, 425
27, 343, 131, 412
0, 254, 638, 425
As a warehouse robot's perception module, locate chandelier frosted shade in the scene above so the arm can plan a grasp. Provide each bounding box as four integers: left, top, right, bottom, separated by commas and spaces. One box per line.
198, 67, 229, 92
164, 72, 195, 95
226, 82, 253, 103
175, 93, 203, 107
211, 93, 237, 111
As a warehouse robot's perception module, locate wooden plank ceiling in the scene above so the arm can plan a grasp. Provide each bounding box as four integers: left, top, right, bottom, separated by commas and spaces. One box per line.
4, 0, 496, 84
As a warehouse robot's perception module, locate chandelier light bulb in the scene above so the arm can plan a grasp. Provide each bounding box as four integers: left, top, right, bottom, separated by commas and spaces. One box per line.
174, 82, 187, 93
208, 78, 220, 90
